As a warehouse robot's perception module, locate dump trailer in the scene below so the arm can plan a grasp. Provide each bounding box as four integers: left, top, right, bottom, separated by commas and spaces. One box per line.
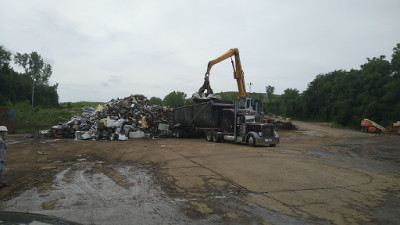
173, 100, 279, 147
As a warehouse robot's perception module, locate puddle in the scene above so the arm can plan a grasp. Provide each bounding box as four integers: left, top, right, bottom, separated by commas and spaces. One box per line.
0, 162, 325, 224
5, 138, 33, 145
5, 136, 62, 145
0, 162, 194, 225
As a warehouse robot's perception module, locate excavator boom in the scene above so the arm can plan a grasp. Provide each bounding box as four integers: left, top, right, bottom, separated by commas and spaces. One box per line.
199, 48, 247, 98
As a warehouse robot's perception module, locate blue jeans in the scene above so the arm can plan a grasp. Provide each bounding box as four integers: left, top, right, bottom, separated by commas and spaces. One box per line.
0, 161, 3, 183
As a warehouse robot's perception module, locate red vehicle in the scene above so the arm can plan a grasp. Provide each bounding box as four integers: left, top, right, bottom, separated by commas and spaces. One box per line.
361, 119, 400, 135
361, 119, 385, 133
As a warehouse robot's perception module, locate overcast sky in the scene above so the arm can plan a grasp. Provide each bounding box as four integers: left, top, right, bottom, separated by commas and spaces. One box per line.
1, 0, 399, 102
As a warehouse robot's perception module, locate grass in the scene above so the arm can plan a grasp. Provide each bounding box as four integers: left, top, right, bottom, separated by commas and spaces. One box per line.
12, 101, 105, 133
59, 101, 104, 112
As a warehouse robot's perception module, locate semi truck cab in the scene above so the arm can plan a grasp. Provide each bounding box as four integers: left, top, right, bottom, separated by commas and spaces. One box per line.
220, 109, 279, 147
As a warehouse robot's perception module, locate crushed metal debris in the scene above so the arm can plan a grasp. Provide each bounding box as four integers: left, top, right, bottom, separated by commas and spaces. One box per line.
42, 95, 173, 141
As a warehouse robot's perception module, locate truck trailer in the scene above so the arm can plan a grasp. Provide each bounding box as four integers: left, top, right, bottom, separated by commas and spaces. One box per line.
173, 100, 279, 147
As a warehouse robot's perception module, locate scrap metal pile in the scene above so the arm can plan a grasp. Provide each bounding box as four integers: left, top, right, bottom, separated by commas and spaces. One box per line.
274, 120, 296, 130
44, 95, 173, 140
266, 117, 297, 130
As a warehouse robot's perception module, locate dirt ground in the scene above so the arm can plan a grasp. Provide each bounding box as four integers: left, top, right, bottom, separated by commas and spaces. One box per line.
0, 121, 399, 225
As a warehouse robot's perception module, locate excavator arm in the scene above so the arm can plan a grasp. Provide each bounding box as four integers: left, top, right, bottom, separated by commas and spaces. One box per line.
199, 48, 247, 98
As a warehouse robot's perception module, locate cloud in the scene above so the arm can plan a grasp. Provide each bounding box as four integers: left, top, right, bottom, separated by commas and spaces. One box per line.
108, 75, 122, 83
1, 0, 399, 102
101, 82, 109, 87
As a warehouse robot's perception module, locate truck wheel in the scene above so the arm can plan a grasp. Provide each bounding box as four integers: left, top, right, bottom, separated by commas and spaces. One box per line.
212, 131, 218, 142
206, 131, 213, 142
174, 130, 181, 138
247, 135, 256, 147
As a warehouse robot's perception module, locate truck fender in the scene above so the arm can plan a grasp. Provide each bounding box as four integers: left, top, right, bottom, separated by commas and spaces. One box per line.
245, 131, 259, 146
245, 131, 260, 142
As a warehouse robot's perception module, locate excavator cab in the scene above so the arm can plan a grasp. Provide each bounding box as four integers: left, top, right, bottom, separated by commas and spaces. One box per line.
238, 97, 252, 110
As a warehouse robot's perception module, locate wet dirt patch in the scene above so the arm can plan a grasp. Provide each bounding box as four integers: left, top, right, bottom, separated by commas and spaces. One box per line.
303, 136, 400, 175
332, 136, 400, 162
0, 160, 294, 224
1, 162, 194, 225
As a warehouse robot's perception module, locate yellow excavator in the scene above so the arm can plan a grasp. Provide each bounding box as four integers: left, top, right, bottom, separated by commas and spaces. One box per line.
198, 48, 251, 109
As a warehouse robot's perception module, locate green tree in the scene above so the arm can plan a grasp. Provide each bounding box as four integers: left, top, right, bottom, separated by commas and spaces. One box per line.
184, 98, 193, 106
250, 92, 264, 101
265, 85, 275, 101
163, 91, 187, 107
14, 51, 57, 108
14, 52, 52, 85
214, 92, 236, 102
391, 43, 400, 77
301, 43, 400, 128
149, 97, 163, 105
280, 88, 302, 118
0, 46, 24, 105
0, 46, 12, 69
361, 56, 391, 76
262, 43, 400, 127
0, 46, 58, 107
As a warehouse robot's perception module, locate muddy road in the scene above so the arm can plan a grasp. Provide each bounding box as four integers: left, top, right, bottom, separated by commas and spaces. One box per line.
0, 121, 399, 224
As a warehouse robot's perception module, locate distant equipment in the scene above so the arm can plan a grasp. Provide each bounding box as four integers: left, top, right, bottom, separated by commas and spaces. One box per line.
361, 119, 386, 133
360, 119, 400, 135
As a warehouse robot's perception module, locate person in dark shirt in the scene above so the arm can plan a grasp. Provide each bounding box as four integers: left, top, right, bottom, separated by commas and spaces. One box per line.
0, 126, 8, 187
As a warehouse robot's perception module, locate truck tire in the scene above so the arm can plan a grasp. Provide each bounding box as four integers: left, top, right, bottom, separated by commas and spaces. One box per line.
174, 130, 181, 138
206, 131, 213, 142
247, 135, 256, 147
212, 131, 219, 142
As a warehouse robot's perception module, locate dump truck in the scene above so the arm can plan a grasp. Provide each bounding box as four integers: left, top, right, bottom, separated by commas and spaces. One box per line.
173, 100, 279, 147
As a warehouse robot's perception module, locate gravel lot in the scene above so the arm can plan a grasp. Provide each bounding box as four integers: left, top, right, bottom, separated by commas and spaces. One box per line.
0, 121, 399, 224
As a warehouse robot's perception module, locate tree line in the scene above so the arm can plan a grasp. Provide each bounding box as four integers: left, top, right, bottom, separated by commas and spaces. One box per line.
0, 45, 58, 107
2, 43, 399, 129
149, 91, 188, 108
264, 43, 400, 128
